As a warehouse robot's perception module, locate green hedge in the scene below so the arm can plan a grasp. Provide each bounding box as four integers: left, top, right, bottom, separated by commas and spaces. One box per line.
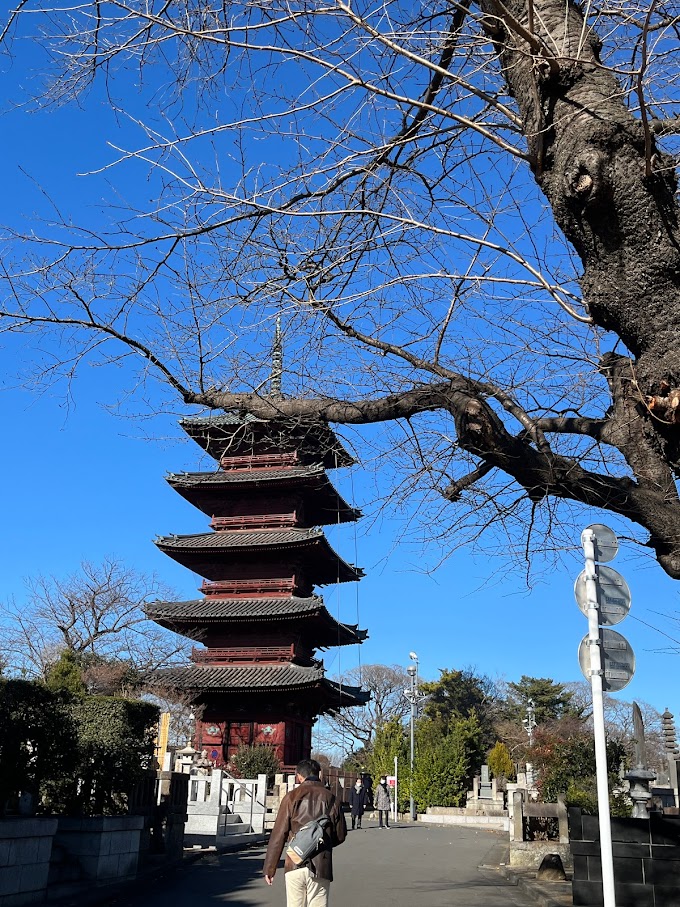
0, 679, 158, 816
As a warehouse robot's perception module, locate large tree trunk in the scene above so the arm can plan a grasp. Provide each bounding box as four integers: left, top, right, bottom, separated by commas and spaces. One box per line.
482, 0, 680, 460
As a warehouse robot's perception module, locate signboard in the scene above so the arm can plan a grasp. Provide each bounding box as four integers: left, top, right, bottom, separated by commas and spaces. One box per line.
386, 775, 396, 788
574, 565, 631, 626
578, 629, 635, 692
582, 524, 619, 563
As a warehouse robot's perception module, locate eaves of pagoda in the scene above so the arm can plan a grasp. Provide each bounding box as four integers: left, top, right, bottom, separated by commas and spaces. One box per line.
166, 465, 362, 524
144, 595, 368, 647
148, 661, 370, 710
180, 412, 355, 468
154, 528, 364, 584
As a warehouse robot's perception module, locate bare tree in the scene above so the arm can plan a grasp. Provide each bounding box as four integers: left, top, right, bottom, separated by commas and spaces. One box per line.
320, 664, 412, 753
1, 558, 189, 682
2, 3, 680, 575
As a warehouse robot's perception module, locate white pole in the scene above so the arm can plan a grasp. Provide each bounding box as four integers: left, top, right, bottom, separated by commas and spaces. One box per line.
582, 528, 616, 907
409, 672, 416, 821
393, 756, 398, 823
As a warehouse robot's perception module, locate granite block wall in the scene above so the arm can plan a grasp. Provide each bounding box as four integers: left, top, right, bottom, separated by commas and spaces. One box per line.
0, 818, 58, 907
569, 807, 680, 907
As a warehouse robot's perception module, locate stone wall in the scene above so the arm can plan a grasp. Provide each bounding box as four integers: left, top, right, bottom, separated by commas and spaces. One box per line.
0, 818, 57, 907
570, 807, 680, 907
48, 816, 144, 901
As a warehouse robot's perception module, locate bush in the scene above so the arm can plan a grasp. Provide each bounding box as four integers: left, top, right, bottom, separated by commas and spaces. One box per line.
231, 745, 281, 780
0, 679, 158, 816
57, 697, 159, 815
533, 730, 627, 813
487, 741, 514, 782
0, 679, 76, 815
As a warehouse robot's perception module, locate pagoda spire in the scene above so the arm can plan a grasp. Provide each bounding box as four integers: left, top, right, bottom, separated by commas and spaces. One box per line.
269, 313, 283, 400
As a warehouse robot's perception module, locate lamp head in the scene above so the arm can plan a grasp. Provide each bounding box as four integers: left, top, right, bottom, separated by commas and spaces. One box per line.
407, 665, 417, 677
409, 651, 418, 661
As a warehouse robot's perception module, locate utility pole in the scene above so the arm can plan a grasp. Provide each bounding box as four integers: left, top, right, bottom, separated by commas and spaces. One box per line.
523, 698, 536, 788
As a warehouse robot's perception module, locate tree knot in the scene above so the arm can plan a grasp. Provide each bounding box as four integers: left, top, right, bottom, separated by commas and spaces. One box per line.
647, 384, 680, 425
564, 149, 604, 206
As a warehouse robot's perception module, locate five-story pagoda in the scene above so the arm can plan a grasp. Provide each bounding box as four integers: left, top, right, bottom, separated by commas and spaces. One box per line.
146, 350, 369, 768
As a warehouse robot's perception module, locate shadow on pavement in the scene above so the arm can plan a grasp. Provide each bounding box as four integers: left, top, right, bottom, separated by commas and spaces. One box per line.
109, 846, 272, 906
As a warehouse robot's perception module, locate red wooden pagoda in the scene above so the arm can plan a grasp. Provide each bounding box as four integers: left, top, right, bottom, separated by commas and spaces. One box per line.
146, 407, 369, 769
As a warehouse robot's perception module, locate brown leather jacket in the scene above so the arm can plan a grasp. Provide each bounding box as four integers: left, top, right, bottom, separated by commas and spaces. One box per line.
263, 779, 347, 881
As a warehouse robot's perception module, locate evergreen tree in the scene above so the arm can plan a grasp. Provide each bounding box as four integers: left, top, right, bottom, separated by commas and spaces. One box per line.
502, 676, 581, 725
44, 650, 86, 697
421, 668, 496, 744
367, 718, 408, 781
412, 714, 484, 811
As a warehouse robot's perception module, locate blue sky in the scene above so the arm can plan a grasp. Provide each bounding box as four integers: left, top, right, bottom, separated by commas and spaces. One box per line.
2, 362, 679, 721
1, 11, 680, 733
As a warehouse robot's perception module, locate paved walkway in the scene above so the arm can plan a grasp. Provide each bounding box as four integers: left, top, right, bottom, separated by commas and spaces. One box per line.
115, 820, 534, 907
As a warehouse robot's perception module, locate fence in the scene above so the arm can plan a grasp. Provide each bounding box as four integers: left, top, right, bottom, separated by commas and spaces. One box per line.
186, 770, 267, 843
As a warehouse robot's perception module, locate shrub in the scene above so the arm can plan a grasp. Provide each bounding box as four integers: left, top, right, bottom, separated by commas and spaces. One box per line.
231, 745, 281, 780
533, 729, 627, 813
487, 741, 514, 781
0, 679, 158, 816
61, 696, 159, 815
0, 679, 76, 815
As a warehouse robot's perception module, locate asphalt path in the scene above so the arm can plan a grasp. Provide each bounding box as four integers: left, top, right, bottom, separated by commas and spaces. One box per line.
112, 819, 533, 907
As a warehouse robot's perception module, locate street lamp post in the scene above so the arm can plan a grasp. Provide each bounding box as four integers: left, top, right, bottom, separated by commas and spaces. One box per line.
522, 698, 536, 747
405, 652, 419, 822
522, 698, 536, 788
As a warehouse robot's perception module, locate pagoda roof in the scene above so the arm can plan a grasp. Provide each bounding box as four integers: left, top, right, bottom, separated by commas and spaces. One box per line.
180, 412, 354, 468
144, 595, 368, 646
148, 661, 369, 709
166, 465, 361, 523
154, 528, 364, 583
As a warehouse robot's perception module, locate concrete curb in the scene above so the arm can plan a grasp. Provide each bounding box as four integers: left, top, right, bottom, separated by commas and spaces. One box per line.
497, 865, 573, 907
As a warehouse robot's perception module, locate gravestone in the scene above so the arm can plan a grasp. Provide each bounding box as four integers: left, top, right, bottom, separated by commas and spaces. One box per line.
479, 765, 493, 799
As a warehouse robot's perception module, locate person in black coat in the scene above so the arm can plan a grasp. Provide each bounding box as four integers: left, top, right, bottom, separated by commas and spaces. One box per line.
348, 779, 369, 829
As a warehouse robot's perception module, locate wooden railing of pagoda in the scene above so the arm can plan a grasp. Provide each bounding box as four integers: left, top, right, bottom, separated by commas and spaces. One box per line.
191, 645, 300, 664
201, 577, 298, 596
210, 512, 298, 531
219, 452, 299, 470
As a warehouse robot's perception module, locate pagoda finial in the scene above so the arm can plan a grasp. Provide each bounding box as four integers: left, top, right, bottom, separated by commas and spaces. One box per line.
270, 313, 283, 399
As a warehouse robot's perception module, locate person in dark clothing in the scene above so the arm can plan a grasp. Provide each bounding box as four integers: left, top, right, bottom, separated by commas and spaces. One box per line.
348, 778, 369, 829
263, 759, 346, 907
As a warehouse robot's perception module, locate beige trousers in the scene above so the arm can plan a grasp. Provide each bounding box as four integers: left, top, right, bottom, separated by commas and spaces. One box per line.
284, 867, 331, 907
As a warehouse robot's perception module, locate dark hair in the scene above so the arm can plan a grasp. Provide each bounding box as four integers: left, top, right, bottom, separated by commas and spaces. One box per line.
296, 758, 320, 779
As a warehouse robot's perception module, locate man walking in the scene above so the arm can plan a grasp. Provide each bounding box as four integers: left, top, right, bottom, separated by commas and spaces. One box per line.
264, 758, 347, 906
